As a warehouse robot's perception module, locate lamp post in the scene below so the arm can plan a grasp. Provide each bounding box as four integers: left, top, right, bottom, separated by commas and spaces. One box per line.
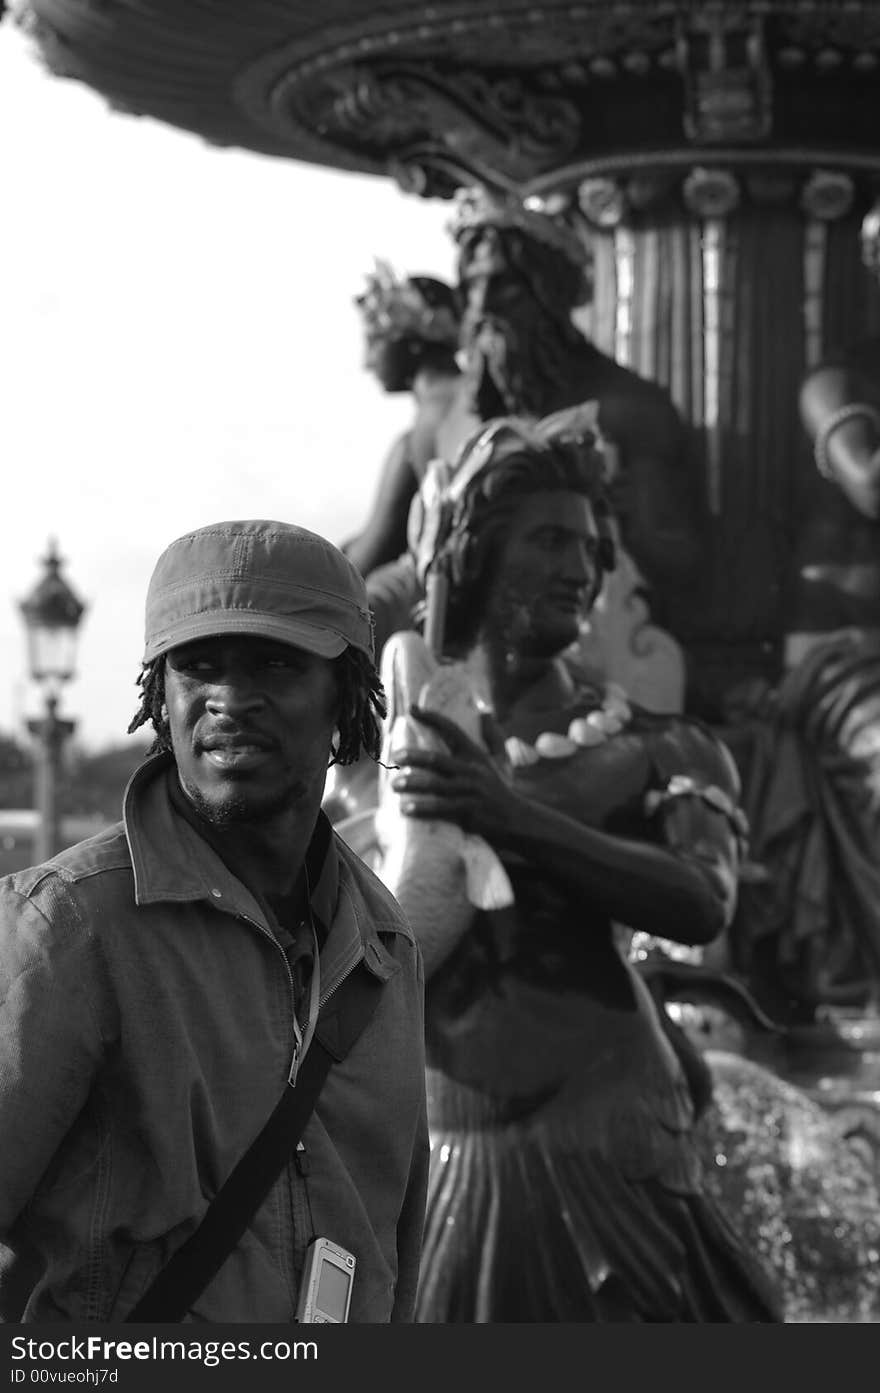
19, 541, 86, 862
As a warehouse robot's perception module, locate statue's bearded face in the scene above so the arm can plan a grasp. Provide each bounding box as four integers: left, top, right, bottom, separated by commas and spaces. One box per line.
458, 228, 573, 419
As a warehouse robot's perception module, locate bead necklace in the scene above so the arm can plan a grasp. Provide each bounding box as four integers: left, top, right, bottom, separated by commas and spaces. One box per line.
504, 682, 633, 768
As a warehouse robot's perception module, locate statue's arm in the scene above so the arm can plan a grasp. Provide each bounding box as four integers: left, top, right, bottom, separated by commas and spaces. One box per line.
641, 719, 744, 937
799, 361, 880, 520
342, 430, 419, 576
393, 710, 739, 947
490, 781, 736, 948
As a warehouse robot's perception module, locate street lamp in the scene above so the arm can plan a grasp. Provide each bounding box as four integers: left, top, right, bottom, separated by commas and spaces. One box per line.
19, 540, 86, 862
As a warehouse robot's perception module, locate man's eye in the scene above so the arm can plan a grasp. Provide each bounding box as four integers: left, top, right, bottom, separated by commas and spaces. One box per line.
264, 653, 311, 673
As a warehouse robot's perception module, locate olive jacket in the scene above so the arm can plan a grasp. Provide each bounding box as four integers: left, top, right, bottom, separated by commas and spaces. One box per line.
0, 753, 428, 1323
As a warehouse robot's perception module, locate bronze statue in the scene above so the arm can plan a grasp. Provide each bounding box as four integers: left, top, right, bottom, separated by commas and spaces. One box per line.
343, 263, 474, 578
733, 202, 880, 1018
381, 413, 782, 1321
366, 188, 703, 657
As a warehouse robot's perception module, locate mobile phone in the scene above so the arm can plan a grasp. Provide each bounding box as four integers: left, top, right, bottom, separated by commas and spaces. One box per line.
295, 1237, 356, 1323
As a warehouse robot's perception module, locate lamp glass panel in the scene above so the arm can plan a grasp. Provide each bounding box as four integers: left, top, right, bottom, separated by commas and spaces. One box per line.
26, 624, 77, 684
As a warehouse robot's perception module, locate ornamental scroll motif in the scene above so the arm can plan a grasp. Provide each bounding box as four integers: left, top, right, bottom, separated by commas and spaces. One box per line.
231, 0, 880, 196
234, 4, 680, 194
289, 62, 582, 191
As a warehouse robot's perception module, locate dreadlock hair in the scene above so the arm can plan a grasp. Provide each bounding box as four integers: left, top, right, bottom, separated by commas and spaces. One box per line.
128, 656, 170, 753
127, 646, 387, 767
436, 422, 615, 652
331, 647, 386, 766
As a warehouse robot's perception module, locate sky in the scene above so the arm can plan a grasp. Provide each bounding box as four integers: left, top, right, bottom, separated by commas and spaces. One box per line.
0, 20, 456, 751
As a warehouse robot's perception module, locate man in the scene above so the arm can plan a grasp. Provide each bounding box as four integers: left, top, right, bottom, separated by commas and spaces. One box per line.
733, 203, 880, 1017
342, 263, 476, 579
365, 187, 702, 656
0, 519, 429, 1322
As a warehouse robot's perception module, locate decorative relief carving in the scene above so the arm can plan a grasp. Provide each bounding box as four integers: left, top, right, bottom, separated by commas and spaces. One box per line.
800, 170, 856, 221
17, 0, 880, 189
263, 58, 585, 193
682, 167, 741, 219
319, 62, 582, 179
780, 9, 880, 52
574, 165, 875, 230
231, 1, 880, 195
577, 177, 628, 229
678, 14, 773, 145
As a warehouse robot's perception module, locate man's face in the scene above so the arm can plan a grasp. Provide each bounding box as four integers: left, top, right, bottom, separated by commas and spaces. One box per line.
164, 635, 340, 827
482, 491, 600, 657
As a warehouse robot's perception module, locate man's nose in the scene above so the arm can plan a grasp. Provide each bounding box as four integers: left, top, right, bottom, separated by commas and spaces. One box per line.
205, 669, 265, 715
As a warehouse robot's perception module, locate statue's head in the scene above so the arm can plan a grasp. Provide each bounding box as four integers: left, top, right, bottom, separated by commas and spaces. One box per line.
412, 409, 615, 656
355, 262, 460, 392
449, 187, 592, 417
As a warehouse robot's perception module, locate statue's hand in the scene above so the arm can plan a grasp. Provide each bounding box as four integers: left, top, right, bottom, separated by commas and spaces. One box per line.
389, 705, 518, 844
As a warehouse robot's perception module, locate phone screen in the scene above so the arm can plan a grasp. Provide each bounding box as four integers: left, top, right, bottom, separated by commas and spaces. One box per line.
317, 1259, 350, 1320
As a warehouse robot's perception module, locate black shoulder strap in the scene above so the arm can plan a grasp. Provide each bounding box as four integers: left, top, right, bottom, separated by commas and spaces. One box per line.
126, 963, 383, 1323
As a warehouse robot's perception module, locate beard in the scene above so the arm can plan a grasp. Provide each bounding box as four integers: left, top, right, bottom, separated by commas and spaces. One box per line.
462, 309, 574, 420
180, 771, 313, 829
489, 587, 583, 663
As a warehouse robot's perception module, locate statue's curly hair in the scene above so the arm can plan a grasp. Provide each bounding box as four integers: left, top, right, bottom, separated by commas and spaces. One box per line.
428, 417, 616, 649
128, 646, 386, 766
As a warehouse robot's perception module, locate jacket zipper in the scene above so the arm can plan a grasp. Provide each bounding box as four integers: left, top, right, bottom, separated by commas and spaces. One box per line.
289, 946, 364, 1285
234, 911, 364, 1300
232, 911, 303, 1297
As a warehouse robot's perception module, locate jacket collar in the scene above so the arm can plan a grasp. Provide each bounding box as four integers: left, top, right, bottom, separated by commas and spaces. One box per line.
122, 752, 400, 1005
123, 752, 337, 934
121, 752, 401, 1002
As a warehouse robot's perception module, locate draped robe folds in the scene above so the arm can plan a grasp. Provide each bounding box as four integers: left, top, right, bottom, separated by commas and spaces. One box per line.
413, 696, 783, 1323
733, 629, 880, 1012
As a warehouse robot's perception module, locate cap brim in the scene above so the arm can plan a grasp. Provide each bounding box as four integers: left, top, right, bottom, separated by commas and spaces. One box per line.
143, 610, 349, 664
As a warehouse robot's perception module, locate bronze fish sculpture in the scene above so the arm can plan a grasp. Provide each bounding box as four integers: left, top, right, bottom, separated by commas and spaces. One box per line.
372, 629, 514, 976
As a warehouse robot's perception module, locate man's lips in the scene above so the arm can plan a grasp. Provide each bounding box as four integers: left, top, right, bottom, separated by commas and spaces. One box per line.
197, 733, 278, 770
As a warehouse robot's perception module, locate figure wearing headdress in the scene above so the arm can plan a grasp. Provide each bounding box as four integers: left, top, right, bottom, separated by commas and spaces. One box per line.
376, 410, 782, 1322
343, 261, 478, 578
